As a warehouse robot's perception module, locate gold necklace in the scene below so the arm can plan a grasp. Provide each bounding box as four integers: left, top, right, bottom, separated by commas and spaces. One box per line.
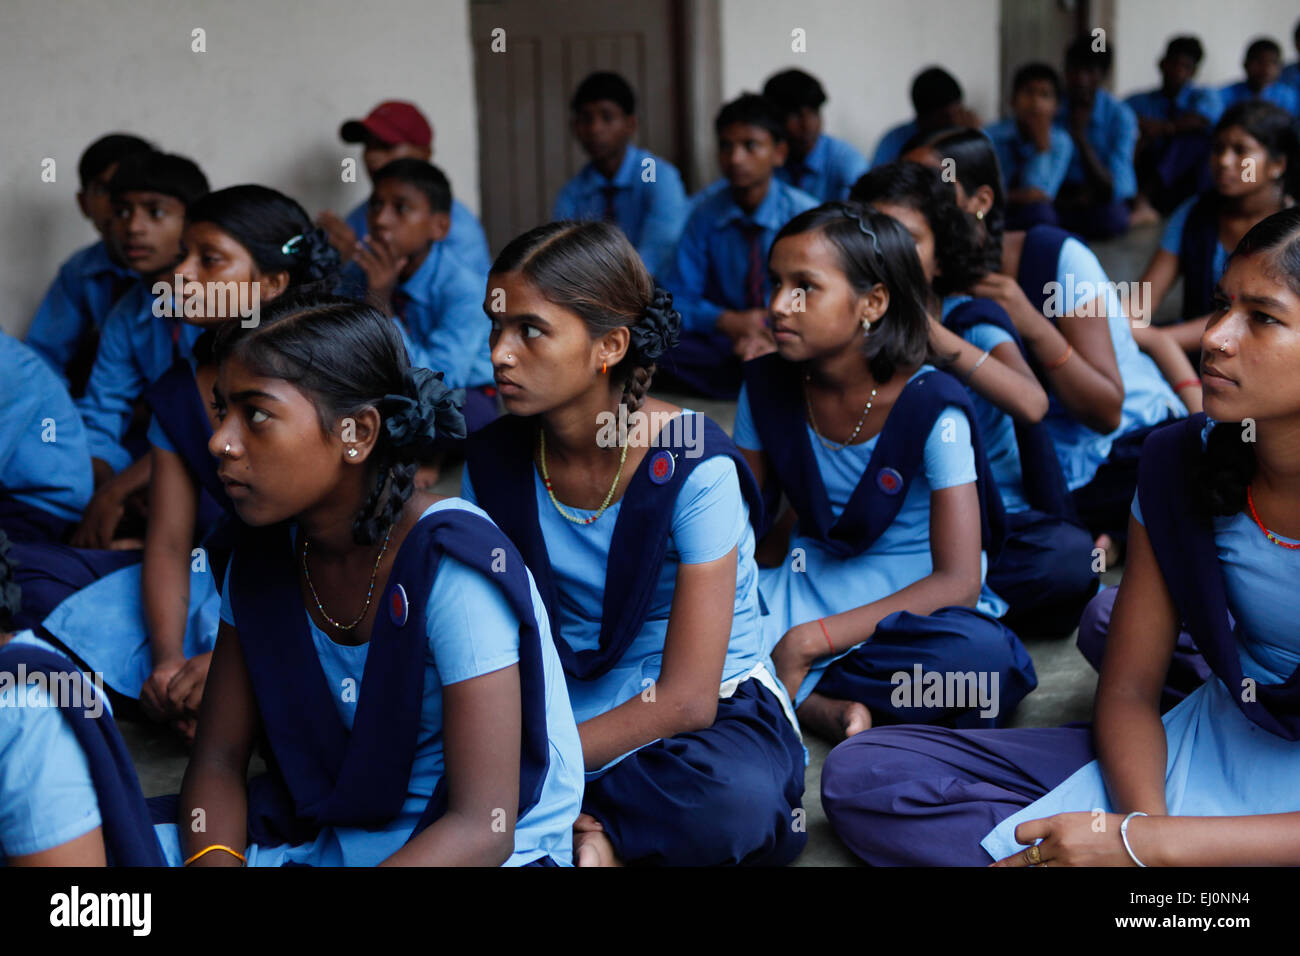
539, 428, 628, 525
301, 524, 394, 631
804, 375, 877, 451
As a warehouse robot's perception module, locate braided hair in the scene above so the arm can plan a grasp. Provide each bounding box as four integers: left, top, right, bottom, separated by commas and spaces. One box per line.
490, 220, 680, 413
212, 292, 464, 544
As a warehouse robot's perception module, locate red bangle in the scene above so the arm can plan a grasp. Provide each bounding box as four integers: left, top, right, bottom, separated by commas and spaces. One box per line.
818, 617, 835, 654
1044, 343, 1073, 371
1172, 377, 1201, 391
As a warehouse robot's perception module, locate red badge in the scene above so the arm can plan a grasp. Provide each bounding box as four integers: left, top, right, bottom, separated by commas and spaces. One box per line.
389, 584, 409, 627
877, 467, 903, 495
648, 450, 676, 485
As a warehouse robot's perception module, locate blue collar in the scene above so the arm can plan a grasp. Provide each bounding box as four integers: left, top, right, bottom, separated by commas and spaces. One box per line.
714, 178, 790, 231
398, 242, 446, 306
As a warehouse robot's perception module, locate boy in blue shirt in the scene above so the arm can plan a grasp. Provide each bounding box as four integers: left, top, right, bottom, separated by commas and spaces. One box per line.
25, 134, 153, 395
1054, 38, 1138, 238
1221, 38, 1300, 115
74, 151, 208, 547
553, 72, 688, 277
1126, 36, 1222, 221
318, 100, 492, 280
661, 93, 817, 399
349, 159, 495, 433
984, 63, 1074, 231
762, 69, 868, 201
870, 67, 981, 168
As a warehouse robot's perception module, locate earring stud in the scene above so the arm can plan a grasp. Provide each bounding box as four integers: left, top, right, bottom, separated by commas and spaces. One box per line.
348, 447, 358, 458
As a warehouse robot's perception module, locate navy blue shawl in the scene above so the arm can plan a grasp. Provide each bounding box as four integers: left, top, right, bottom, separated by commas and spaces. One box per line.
1015, 224, 1075, 317
1137, 414, 1300, 740
943, 297, 1072, 517
741, 353, 1006, 561
143, 358, 230, 529
229, 508, 551, 848
0, 642, 165, 865
466, 412, 764, 682
1177, 190, 1220, 321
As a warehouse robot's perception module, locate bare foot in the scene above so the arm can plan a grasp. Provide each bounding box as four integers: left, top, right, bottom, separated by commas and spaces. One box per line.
796, 691, 872, 742
574, 828, 623, 867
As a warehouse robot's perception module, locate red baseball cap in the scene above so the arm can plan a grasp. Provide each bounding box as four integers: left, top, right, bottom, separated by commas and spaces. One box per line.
340, 101, 432, 148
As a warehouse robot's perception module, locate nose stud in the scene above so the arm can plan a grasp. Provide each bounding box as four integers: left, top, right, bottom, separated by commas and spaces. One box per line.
1219, 343, 1227, 352
223, 443, 231, 456
506, 353, 514, 362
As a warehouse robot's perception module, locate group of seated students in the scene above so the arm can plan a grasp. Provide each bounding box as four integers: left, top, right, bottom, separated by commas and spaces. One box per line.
1, 15, 1299, 868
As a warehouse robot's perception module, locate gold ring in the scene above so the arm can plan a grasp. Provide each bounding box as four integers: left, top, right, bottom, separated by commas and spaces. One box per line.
1025, 844, 1042, 866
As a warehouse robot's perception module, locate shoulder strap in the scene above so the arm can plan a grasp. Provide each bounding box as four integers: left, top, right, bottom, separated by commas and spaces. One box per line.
142, 358, 231, 519
1016, 224, 1075, 318
0, 643, 165, 865
1137, 414, 1300, 740
1178, 191, 1221, 320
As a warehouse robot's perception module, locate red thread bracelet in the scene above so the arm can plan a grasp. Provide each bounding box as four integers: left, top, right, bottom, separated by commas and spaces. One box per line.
1172, 377, 1201, 391
818, 617, 834, 654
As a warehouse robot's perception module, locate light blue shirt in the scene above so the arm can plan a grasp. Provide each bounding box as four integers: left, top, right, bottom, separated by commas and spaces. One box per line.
461, 435, 769, 759
553, 144, 689, 276
1041, 238, 1186, 489
1218, 79, 1300, 114
1056, 89, 1140, 200
871, 120, 920, 169
1161, 194, 1228, 286
1125, 83, 1224, 126
734, 366, 1006, 705
984, 120, 1075, 198
75, 282, 204, 473
0, 632, 105, 862
25, 241, 135, 387
0, 332, 93, 521
775, 133, 869, 202
666, 177, 818, 333
214, 498, 584, 867
941, 296, 1028, 514
346, 197, 492, 283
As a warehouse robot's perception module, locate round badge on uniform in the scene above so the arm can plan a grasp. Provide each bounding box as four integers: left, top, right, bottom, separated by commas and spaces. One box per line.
389, 583, 409, 627
877, 467, 903, 495
648, 450, 676, 485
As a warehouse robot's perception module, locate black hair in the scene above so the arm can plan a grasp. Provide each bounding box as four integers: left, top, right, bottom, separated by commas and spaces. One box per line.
571, 71, 636, 116
772, 201, 931, 384
186, 185, 342, 296
1214, 100, 1300, 198
1245, 37, 1282, 62
491, 219, 678, 413
108, 150, 209, 207
370, 158, 452, 215
0, 532, 20, 631
1011, 62, 1062, 99
906, 126, 1008, 273
762, 69, 827, 115
911, 67, 963, 117
715, 92, 787, 143
1164, 35, 1204, 65
78, 133, 153, 189
1064, 36, 1112, 73
1194, 206, 1300, 517
211, 292, 465, 545
849, 161, 986, 296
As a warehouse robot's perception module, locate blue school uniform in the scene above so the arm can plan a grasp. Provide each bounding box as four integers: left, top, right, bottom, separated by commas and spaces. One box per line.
870, 120, 920, 169
0, 332, 93, 538
1162, 191, 1227, 318
346, 197, 491, 281
776, 133, 869, 202
1218, 79, 1300, 114
984, 120, 1074, 198
1283, 62, 1300, 92
1126, 83, 1224, 127
153, 499, 585, 867
388, 243, 492, 391
75, 282, 204, 473
1056, 90, 1139, 202
0, 632, 164, 865
736, 363, 1037, 721
463, 412, 808, 865
659, 177, 817, 398
553, 145, 689, 276
25, 241, 135, 389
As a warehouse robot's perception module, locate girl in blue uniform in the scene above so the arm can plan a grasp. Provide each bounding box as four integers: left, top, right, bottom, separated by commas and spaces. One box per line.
168, 294, 583, 866
0, 534, 164, 866
463, 220, 806, 867
1131, 101, 1298, 353
737, 201, 1037, 743
903, 127, 1187, 562
851, 163, 1097, 637
40, 187, 341, 741
821, 207, 1300, 866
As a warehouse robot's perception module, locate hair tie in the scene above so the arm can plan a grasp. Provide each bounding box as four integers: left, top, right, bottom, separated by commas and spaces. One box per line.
378, 367, 466, 459
280, 234, 306, 256
628, 285, 681, 362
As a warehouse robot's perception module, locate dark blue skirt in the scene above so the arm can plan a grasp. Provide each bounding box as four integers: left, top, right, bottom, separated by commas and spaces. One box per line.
7, 539, 140, 630
987, 508, 1100, 638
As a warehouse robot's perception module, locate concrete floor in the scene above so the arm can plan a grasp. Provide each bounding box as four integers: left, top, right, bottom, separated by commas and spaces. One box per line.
120, 221, 1170, 865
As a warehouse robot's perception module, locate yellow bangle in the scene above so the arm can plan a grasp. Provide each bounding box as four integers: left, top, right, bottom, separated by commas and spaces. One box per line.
184, 843, 247, 866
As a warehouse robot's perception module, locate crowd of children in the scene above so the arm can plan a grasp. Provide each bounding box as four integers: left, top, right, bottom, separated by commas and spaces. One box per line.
2, 16, 1300, 868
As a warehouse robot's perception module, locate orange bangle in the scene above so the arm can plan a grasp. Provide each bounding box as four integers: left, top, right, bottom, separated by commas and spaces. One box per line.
818, 617, 835, 654
1044, 344, 1073, 371
184, 844, 247, 866
1172, 377, 1201, 391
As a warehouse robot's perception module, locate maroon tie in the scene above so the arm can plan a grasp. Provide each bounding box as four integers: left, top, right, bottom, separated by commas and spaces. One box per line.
741, 222, 767, 309
602, 185, 619, 223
